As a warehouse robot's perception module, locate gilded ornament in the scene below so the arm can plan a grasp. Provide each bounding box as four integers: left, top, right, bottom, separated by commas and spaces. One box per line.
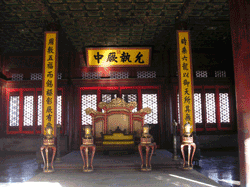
85, 108, 102, 115
138, 107, 151, 114
98, 98, 137, 110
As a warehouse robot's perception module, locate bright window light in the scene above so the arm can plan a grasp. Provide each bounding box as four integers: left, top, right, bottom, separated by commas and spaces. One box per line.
0, 182, 63, 187
169, 174, 218, 187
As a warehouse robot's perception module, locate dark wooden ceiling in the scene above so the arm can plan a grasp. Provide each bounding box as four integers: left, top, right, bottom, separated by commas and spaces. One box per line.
0, 0, 231, 53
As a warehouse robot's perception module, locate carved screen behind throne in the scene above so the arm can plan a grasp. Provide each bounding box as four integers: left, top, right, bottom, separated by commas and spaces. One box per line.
95, 120, 103, 138
107, 114, 129, 133
85, 98, 151, 140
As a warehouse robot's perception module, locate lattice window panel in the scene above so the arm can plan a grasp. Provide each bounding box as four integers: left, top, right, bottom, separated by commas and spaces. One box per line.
196, 71, 208, 78
9, 96, 20, 127
82, 72, 101, 79
110, 72, 129, 79
38, 95, 42, 126
30, 73, 62, 80
205, 93, 216, 123
215, 71, 226, 78
81, 94, 97, 126
178, 93, 202, 124
194, 93, 202, 123
219, 93, 230, 123
137, 71, 156, 78
37, 95, 62, 126
31, 73, 42, 80
12, 73, 23, 81
58, 73, 62, 80
23, 96, 34, 126
142, 94, 158, 124
57, 96, 62, 125
102, 94, 117, 103
122, 94, 137, 112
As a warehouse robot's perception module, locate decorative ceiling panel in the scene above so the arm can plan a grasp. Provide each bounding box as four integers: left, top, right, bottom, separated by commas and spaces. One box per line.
51, 4, 68, 11
214, 0, 227, 2
25, 4, 41, 11
32, 12, 50, 18
133, 10, 147, 17
132, 32, 142, 36
2, 0, 19, 5
165, 3, 182, 10
18, 0, 33, 4
207, 4, 223, 10
66, 0, 82, 2
48, 0, 64, 3
102, 3, 116, 9
68, 4, 84, 10
0, 0, 231, 53
151, 3, 165, 9
193, 3, 207, 10
84, 0, 98, 2
103, 10, 116, 17
16, 12, 32, 19
118, 3, 132, 10
163, 10, 178, 16
189, 10, 202, 17
149, 10, 162, 16
101, 0, 115, 2
197, 0, 210, 2
217, 10, 229, 17
9, 5, 25, 11
152, 0, 166, 2
135, 3, 148, 10
169, 0, 184, 2
135, 0, 149, 2
118, 0, 132, 2
202, 10, 217, 17
85, 3, 100, 10
70, 11, 86, 17
86, 11, 101, 16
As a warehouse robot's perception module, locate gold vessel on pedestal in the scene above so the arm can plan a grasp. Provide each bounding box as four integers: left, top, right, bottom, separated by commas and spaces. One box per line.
181, 122, 196, 170
80, 125, 96, 172
138, 124, 156, 171
40, 125, 56, 173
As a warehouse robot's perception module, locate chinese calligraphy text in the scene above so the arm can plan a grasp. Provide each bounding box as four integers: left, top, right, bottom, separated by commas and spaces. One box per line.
42, 32, 58, 136
177, 31, 194, 135
86, 48, 151, 67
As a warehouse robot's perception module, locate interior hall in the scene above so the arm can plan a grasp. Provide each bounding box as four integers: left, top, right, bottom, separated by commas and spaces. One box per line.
0, 0, 248, 187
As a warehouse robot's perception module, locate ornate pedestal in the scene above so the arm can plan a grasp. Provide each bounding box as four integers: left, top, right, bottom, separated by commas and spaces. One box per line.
40, 138, 56, 173
80, 138, 96, 172
138, 141, 157, 171
180, 137, 196, 169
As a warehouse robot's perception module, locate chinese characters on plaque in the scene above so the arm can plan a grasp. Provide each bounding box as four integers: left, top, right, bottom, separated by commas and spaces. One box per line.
86, 48, 151, 67
177, 31, 194, 135
42, 32, 58, 136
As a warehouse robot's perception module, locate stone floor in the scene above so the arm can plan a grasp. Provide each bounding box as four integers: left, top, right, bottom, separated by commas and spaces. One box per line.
0, 152, 40, 183
0, 148, 240, 187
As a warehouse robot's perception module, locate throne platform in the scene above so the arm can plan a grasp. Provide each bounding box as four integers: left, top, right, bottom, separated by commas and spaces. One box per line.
54, 149, 182, 170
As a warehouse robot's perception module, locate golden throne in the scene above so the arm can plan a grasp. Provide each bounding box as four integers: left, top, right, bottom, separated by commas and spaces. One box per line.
85, 98, 151, 151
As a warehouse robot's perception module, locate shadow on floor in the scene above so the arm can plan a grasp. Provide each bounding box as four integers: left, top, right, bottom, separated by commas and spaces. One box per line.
193, 148, 240, 187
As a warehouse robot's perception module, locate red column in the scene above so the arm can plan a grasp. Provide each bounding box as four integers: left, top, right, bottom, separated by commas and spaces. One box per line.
229, 0, 250, 186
